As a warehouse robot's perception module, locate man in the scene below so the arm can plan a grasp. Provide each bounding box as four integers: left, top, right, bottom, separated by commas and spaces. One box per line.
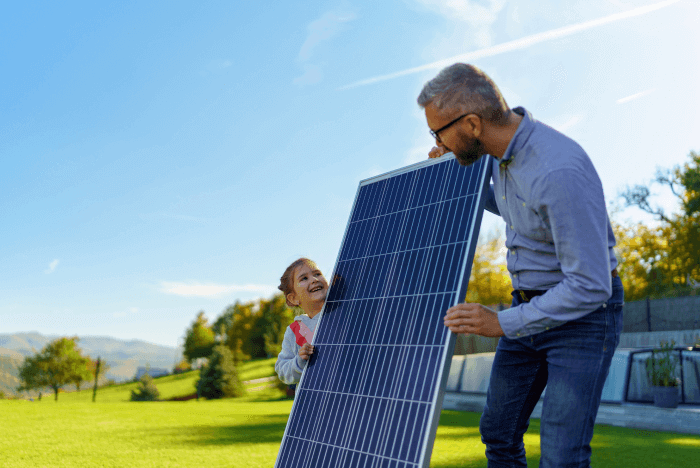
417, 63, 623, 467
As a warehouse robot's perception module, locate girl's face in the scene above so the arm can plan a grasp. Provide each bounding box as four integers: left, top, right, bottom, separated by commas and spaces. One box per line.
287, 263, 328, 316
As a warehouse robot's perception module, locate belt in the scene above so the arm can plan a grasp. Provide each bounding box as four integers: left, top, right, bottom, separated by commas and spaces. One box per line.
514, 268, 619, 303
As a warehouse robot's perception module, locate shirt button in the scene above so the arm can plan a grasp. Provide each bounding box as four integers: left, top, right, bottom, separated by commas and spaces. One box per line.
545, 327, 550, 330
513, 273, 518, 278
502, 196, 506, 200
510, 225, 514, 230
522, 202, 526, 207
516, 333, 521, 337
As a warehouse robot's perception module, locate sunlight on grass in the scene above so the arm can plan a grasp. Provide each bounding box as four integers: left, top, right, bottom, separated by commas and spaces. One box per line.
6, 365, 700, 467
666, 437, 700, 447
57, 358, 279, 403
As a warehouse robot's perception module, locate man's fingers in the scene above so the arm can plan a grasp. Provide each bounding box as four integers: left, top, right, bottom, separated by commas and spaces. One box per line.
444, 304, 478, 320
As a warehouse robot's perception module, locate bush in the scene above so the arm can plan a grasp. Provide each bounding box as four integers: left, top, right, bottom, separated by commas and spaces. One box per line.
196, 344, 244, 399
173, 359, 191, 374
130, 374, 160, 401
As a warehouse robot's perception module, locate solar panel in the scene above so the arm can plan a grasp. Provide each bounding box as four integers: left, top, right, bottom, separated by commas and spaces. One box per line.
275, 153, 491, 468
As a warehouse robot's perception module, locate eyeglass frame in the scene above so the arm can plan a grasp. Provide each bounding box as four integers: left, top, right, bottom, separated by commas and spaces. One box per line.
429, 113, 474, 143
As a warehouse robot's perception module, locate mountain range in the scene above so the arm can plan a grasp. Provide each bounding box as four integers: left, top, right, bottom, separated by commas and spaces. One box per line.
0, 332, 180, 395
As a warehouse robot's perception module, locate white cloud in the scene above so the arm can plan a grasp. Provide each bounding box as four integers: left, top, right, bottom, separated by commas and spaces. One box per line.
616, 88, 655, 104
298, 11, 356, 61
294, 64, 323, 86
294, 9, 356, 85
550, 113, 585, 132
44, 259, 59, 274
414, 0, 507, 48
160, 281, 278, 298
341, 0, 681, 89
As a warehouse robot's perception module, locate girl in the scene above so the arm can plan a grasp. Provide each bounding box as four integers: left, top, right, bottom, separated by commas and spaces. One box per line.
275, 258, 329, 385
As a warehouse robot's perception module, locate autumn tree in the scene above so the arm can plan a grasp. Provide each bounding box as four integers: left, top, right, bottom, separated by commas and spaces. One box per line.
620, 150, 700, 298
183, 311, 215, 364
466, 229, 512, 307
17, 337, 93, 401
222, 301, 255, 363
261, 294, 295, 358
610, 219, 664, 301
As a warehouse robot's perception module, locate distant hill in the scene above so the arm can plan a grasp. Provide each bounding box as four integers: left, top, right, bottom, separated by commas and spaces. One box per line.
0, 332, 181, 394
0, 354, 22, 396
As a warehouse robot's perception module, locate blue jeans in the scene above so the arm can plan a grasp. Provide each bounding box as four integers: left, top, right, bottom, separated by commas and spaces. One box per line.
480, 276, 624, 467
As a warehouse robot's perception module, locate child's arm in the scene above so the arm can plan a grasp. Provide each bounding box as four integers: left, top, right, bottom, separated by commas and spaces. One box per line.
275, 327, 307, 385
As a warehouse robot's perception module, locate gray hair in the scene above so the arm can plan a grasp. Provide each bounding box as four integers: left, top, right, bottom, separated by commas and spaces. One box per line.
417, 63, 510, 125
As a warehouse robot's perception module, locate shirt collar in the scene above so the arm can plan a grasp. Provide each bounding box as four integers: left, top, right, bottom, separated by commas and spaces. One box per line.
499, 107, 534, 167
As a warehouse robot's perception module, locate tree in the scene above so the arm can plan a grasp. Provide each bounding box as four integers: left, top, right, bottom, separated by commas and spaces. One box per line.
620, 150, 700, 298
261, 295, 295, 358
130, 373, 160, 401
196, 343, 244, 399
173, 358, 191, 374
218, 295, 294, 361
224, 302, 256, 363
71, 354, 94, 393
183, 311, 215, 364
92, 357, 110, 402
610, 213, 669, 301
17, 337, 93, 401
466, 230, 513, 307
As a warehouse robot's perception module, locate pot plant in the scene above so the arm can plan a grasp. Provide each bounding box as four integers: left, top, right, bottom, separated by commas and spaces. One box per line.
645, 340, 681, 408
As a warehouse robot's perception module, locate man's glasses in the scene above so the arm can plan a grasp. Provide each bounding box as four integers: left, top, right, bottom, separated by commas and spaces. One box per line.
429, 113, 470, 143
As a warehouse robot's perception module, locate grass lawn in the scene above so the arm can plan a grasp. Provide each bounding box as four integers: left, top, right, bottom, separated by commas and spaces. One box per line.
3, 361, 699, 467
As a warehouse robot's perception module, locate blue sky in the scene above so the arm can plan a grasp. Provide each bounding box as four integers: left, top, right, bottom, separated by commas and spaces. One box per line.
2, 0, 698, 348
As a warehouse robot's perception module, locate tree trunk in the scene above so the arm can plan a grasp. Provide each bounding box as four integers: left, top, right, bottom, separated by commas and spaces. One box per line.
54, 386, 59, 401
93, 357, 101, 403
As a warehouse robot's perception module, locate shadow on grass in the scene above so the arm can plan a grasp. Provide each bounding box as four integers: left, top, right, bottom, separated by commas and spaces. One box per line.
146, 414, 289, 446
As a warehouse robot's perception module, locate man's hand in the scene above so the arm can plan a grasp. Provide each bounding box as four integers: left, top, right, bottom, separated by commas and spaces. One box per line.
429, 146, 448, 159
444, 303, 505, 337
298, 343, 314, 360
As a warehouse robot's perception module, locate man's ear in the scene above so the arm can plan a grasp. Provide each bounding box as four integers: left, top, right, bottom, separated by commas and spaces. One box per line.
465, 114, 482, 137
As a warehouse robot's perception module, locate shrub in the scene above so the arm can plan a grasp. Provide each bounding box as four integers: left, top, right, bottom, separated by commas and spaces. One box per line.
196, 343, 244, 399
130, 374, 160, 401
173, 359, 191, 374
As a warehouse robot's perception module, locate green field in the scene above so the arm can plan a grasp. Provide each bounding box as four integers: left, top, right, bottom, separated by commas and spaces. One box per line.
3, 359, 699, 467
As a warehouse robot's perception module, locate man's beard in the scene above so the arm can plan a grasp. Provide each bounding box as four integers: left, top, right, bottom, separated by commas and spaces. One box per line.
453, 135, 485, 166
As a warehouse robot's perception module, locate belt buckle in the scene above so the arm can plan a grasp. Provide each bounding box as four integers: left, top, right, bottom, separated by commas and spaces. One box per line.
518, 290, 528, 302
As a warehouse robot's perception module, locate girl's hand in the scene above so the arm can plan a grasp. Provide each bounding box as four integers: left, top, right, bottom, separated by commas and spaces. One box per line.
299, 343, 314, 360
429, 146, 448, 159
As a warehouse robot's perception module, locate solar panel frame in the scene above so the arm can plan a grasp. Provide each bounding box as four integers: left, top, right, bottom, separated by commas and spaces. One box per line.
274, 153, 492, 468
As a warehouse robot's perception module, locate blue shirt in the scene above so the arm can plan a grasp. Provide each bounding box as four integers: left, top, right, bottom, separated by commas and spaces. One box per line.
483, 107, 619, 339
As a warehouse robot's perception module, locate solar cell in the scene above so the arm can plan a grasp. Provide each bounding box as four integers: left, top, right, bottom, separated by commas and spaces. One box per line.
275, 153, 491, 468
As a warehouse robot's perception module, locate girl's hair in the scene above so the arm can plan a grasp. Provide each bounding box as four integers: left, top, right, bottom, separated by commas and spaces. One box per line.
278, 257, 319, 308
